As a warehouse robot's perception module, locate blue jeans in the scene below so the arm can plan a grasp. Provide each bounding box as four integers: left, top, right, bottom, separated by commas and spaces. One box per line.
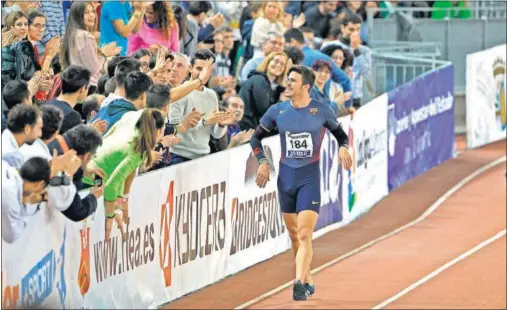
170, 153, 191, 166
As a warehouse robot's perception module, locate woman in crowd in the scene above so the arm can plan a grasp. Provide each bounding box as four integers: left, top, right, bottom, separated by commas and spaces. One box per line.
89, 109, 165, 240
321, 44, 355, 101
239, 51, 290, 130
250, 1, 285, 54
132, 48, 152, 73
128, 1, 180, 55
310, 60, 354, 117
60, 2, 121, 95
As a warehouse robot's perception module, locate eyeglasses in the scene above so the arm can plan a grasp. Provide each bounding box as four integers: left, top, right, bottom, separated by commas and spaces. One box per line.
30, 23, 46, 30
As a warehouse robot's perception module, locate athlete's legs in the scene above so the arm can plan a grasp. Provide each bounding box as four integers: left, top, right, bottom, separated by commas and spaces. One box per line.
295, 210, 318, 283
282, 212, 314, 284
282, 213, 299, 256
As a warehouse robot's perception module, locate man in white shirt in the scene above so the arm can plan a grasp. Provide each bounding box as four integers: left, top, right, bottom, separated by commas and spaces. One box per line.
2, 105, 43, 169
169, 49, 235, 164
20, 106, 77, 212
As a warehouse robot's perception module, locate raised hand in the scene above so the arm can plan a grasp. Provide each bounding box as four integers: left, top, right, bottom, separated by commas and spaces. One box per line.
218, 111, 236, 126
100, 42, 122, 57
159, 135, 181, 147
197, 58, 215, 86
204, 110, 232, 126
28, 71, 43, 96
180, 109, 202, 132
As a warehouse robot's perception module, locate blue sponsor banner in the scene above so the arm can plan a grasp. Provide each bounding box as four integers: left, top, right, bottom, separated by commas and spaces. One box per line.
316, 131, 344, 231
387, 65, 455, 191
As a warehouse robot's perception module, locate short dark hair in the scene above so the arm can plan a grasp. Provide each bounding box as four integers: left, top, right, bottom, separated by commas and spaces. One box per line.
312, 60, 332, 72
82, 96, 100, 121
342, 13, 363, 26
342, 48, 355, 69
107, 56, 130, 78
20, 157, 51, 186
41, 105, 63, 140
51, 53, 62, 75
284, 28, 306, 44
321, 44, 345, 59
124, 72, 153, 101
64, 124, 102, 155
288, 65, 316, 90
300, 27, 315, 34
283, 46, 305, 65
6, 104, 41, 134
132, 48, 151, 60
188, 1, 212, 16
26, 9, 45, 25
104, 78, 116, 96
147, 84, 171, 110
97, 74, 109, 95
61, 65, 91, 94
114, 58, 141, 86
192, 48, 216, 65
216, 25, 234, 34
2, 80, 30, 110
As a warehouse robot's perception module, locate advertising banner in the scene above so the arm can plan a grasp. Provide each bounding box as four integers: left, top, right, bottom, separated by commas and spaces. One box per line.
315, 116, 349, 231
1, 207, 68, 310
344, 94, 389, 222
226, 136, 291, 275
387, 64, 455, 191
466, 44, 507, 149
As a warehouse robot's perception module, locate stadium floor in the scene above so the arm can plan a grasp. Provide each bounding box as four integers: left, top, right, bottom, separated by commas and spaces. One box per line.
162, 139, 506, 309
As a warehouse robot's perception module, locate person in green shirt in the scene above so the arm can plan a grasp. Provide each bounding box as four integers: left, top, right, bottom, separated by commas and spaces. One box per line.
431, 1, 472, 19
90, 108, 165, 240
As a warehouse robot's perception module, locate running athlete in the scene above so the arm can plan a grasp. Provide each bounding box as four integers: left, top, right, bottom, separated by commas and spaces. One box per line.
250, 65, 352, 301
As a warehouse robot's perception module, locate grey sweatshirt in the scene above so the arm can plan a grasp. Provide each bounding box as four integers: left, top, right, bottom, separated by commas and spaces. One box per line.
169, 87, 227, 159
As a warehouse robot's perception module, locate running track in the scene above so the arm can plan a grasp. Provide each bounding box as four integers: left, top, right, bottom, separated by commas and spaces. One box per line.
162, 139, 506, 309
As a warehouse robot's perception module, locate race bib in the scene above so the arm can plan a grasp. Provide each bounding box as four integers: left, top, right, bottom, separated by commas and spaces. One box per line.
285, 132, 313, 158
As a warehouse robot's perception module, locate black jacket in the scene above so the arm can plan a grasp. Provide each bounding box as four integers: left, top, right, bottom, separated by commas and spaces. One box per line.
47, 135, 98, 222
238, 71, 285, 131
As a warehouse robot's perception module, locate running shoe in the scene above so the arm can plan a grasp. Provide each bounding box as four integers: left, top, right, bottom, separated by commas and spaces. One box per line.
293, 280, 308, 301
304, 283, 315, 297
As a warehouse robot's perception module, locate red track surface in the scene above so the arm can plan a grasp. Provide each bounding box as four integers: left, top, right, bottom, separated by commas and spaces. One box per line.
162, 139, 506, 309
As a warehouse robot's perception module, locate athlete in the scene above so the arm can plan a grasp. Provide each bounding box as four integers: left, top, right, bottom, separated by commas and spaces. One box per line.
250, 65, 352, 301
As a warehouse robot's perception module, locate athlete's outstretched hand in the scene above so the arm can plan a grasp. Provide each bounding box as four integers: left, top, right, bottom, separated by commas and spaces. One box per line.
256, 163, 270, 188
339, 146, 353, 171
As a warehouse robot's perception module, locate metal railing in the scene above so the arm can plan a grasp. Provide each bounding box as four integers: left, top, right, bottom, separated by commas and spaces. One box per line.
367, 5, 507, 21
369, 40, 443, 59
363, 52, 452, 103
365, 7, 507, 91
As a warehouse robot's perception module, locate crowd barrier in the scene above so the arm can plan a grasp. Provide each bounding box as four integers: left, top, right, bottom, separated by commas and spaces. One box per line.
466, 44, 506, 149
1, 64, 455, 309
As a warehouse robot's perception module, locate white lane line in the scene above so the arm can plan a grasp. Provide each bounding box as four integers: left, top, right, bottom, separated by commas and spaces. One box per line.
372, 230, 507, 309
234, 156, 506, 309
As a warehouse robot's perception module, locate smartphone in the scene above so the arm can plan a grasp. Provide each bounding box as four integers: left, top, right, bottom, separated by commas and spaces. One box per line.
94, 176, 102, 187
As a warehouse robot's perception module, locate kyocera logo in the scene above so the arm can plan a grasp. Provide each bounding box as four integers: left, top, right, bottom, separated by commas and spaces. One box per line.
159, 181, 174, 288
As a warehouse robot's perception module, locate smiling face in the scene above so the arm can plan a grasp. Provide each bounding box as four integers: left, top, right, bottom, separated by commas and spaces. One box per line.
226, 97, 245, 122
145, 4, 160, 24
168, 55, 190, 86
84, 3, 96, 30
331, 49, 345, 68
315, 67, 331, 87
267, 55, 286, 78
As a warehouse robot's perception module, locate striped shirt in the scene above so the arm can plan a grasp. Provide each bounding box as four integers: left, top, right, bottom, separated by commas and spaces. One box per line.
36, 1, 65, 57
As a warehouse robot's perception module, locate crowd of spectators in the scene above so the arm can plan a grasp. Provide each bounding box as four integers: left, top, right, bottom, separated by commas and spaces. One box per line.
1, 0, 473, 243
